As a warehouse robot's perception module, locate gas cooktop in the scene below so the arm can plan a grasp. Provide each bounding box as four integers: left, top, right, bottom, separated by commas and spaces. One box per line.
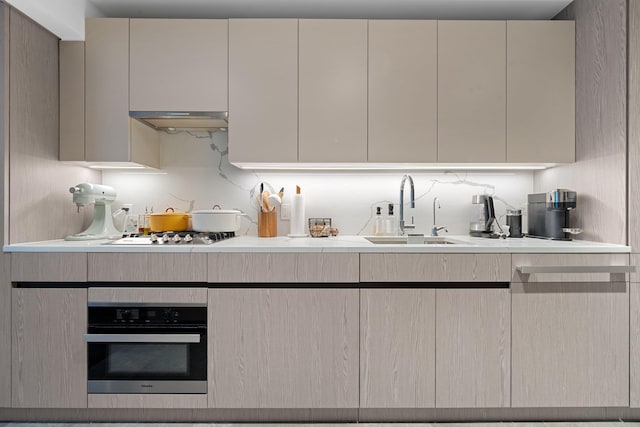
112, 231, 236, 245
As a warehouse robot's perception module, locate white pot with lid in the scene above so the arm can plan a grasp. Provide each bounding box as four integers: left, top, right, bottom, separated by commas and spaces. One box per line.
191, 205, 244, 232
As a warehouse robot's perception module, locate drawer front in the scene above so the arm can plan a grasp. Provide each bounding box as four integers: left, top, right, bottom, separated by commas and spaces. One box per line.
208, 253, 359, 283
11, 253, 87, 282
360, 253, 510, 282
89, 393, 207, 408
88, 287, 207, 304
512, 253, 631, 283
88, 253, 207, 282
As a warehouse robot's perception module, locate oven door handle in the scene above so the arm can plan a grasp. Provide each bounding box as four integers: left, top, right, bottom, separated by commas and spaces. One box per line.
83, 333, 201, 343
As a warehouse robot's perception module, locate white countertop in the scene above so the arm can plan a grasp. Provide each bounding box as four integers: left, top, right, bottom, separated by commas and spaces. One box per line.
2, 235, 631, 253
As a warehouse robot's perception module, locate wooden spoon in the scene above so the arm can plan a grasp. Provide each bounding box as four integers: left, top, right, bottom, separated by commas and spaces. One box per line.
262, 191, 271, 212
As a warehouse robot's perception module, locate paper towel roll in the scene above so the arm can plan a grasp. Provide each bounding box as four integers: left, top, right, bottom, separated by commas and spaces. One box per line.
290, 194, 306, 236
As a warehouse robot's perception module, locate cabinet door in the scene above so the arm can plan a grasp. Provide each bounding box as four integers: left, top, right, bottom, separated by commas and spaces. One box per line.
511, 281, 629, 407
507, 21, 575, 163
435, 288, 510, 408
209, 288, 359, 408
438, 21, 506, 162
59, 41, 85, 162
85, 18, 130, 163
368, 20, 437, 162
12, 288, 87, 408
85, 18, 159, 168
130, 19, 227, 112
299, 20, 367, 162
360, 289, 435, 408
228, 19, 297, 164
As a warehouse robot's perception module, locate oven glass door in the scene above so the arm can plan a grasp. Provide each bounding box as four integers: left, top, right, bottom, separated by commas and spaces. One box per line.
86, 326, 207, 394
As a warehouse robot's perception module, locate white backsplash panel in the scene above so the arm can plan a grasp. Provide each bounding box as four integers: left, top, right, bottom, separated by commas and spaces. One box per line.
103, 131, 534, 236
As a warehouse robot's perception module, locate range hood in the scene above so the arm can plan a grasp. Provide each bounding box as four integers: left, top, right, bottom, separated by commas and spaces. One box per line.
129, 111, 228, 132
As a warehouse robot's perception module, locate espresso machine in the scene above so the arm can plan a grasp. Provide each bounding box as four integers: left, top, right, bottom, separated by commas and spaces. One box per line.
527, 189, 579, 240
65, 183, 121, 241
469, 195, 497, 237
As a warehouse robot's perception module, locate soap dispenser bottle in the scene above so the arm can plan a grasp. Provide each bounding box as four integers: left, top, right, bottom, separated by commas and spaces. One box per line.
374, 206, 384, 236
385, 203, 396, 236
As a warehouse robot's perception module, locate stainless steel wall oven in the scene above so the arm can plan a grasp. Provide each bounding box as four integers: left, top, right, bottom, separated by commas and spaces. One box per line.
84, 303, 207, 394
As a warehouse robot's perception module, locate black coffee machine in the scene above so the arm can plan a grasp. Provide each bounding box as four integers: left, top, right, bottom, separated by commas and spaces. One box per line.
527, 189, 577, 240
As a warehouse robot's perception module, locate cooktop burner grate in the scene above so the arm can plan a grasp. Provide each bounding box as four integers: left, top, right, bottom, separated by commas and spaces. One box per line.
112, 231, 236, 245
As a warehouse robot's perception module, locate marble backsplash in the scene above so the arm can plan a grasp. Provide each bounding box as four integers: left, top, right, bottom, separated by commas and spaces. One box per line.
103, 131, 534, 236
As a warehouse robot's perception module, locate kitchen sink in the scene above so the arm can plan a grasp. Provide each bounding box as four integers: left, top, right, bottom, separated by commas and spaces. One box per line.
365, 235, 458, 245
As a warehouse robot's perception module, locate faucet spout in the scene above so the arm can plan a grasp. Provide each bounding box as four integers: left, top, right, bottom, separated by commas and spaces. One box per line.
399, 174, 415, 235
431, 197, 447, 236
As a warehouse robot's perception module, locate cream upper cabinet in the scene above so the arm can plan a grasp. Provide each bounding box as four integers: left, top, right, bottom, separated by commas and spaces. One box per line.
85, 18, 159, 168
437, 21, 506, 163
129, 19, 228, 112
228, 19, 298, 164
506, 21, 575, 163
368, 20, 437, 163
299, 19, 368, 162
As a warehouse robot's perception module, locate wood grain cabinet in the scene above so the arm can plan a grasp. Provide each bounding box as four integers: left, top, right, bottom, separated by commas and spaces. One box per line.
0, 254, 10, 408
298, 19, 368, 162
360, 288, 436, 408
84, 18, 159, 168
435, 288, 510, 408
88, 253, 207, 282
511, 254, 629, 407
437, 21, 506, 163
228, 19, 298, 164
368, 20, 437, 163
12, 288, 87, 408
506, 21, 575, 163
129, 19, 227, 112
208, 288, 359, 408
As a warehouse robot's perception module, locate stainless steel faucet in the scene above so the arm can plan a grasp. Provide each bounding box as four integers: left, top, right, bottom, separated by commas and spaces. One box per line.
399, 174, 415, 235
431, 197, 447, 236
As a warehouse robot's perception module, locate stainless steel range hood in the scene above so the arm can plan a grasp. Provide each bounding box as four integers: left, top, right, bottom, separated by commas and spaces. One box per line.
129, 111, 228, 132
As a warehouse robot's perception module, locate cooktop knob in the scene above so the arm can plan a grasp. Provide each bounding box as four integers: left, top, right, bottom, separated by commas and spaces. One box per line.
172, 234, 182, 243
183, 234, 193, 243
150, 233, 159, 243
162, 234, 170, 243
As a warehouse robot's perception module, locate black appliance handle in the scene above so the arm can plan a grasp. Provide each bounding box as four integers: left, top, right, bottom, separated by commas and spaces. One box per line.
83, 333, 200, 343
486, 196, 496, 229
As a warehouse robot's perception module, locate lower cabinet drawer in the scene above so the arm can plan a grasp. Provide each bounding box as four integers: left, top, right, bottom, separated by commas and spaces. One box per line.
11, 252, 87, 282
89, 394, 207, 408
208, 253, 359, 283
88, 253, 207, 282
360, 253, 510, 282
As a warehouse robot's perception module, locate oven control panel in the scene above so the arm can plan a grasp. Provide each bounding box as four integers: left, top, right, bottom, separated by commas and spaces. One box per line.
89, 305, 206, 325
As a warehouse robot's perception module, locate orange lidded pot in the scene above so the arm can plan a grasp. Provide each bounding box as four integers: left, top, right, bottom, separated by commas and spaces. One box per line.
149, 208, 191, 232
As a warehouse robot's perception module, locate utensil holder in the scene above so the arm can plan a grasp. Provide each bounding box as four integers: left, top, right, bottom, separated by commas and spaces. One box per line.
258, 210, 277, 237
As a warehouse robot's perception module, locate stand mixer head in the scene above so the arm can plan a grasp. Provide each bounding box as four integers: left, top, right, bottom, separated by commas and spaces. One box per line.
65, 183, 121, 241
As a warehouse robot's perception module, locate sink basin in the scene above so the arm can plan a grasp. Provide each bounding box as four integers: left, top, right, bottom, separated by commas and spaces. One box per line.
365, 236, 457, 245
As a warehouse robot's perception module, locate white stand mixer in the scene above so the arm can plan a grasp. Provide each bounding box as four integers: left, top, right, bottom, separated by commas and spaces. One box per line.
65, 183, 121, 241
